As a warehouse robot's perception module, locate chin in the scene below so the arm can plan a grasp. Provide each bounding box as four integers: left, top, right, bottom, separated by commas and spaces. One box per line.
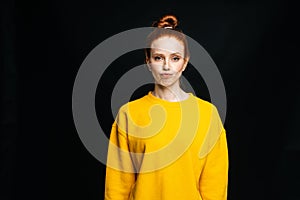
157, 80, 177, 88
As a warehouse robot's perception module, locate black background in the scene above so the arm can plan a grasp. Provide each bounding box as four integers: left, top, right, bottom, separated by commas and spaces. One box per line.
1, 0, 299, 199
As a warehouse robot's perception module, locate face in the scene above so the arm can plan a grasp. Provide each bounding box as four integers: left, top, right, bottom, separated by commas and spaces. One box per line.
147, 36, 189, 88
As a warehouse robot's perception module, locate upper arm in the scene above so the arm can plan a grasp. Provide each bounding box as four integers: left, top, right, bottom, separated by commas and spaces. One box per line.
199, 128, 229, 200
105, 115, 136, 199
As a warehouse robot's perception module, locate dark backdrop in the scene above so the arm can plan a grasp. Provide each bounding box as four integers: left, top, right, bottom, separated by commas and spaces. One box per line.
1, 0, 299, 199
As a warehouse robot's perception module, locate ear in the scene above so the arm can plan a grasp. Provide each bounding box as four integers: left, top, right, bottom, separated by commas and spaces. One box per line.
145, 58, 151, 71
182, 56, 190, 71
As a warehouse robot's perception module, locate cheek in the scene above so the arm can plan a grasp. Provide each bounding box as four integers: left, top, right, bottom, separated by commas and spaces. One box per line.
150, 63, 161, 69
149, 65, 161, 76
174, 62, 186, 72
149, 65, 160, 74
149, 59, 161, 66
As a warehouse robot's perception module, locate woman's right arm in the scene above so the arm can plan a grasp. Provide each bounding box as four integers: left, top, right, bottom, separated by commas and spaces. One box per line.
105, 122, 136, 200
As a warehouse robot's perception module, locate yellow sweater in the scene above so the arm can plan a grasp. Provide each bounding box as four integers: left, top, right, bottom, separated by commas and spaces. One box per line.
105, 91, 228, 200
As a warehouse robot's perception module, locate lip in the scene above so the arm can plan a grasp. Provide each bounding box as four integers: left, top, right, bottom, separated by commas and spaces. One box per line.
160, 73, 173, 78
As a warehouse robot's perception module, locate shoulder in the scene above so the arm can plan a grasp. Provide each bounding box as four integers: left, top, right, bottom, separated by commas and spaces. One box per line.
192, 95, 223, 125
117, 95, 151, 116
114, 95, 152, 131
193, 95, 219, 113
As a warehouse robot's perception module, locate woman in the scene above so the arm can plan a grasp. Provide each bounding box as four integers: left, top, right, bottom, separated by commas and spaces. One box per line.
105, 14, 228, 200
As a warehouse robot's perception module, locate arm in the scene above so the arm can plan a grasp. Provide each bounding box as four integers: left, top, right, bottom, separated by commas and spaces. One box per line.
105, 122, 136, 200
199, 128, 229, 200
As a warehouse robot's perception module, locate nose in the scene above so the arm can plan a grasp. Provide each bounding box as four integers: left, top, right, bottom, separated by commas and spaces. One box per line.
163, 59, 170, 71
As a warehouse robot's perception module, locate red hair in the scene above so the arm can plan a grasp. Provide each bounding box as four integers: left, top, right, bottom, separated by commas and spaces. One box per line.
145, 14, 190, 60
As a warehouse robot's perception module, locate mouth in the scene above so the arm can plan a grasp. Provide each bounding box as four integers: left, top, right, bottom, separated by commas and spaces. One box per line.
160, 73, 173, 78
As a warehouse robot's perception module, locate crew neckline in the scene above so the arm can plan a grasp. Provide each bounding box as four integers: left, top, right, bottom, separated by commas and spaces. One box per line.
145, 91, 194, 107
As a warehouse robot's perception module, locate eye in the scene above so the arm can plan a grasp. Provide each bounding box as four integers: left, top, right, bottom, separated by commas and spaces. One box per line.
153, 56, 163, 61
171, 56, 181, 62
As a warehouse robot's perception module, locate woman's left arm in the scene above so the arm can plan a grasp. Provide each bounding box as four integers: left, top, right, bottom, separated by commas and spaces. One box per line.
199, 128, 229, 200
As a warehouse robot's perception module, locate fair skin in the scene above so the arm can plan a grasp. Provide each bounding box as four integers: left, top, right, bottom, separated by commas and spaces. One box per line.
147, 36, 190, 102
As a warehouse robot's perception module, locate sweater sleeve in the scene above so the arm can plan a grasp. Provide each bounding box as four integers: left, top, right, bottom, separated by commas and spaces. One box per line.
199, 128, 229, 200
105, 121, 136, 200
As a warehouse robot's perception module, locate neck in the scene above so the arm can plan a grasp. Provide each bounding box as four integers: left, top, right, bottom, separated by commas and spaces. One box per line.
153, 84, 189, 102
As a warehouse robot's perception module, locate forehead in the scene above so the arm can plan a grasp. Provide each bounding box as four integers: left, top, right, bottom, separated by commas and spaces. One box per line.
150, 36, 185, 55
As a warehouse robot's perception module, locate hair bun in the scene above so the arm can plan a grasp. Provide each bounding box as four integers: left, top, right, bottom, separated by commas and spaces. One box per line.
152, 14, 179, 29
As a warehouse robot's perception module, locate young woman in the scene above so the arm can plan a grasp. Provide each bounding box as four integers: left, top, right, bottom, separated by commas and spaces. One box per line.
105, 14, 229, 200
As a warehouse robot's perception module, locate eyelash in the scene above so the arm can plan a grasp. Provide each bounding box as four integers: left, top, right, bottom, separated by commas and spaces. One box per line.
153, 56, 181, 62
154, 56, 162, 61
173, 57, 180, 61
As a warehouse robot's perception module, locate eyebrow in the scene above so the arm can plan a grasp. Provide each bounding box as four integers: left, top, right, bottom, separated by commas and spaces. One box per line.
151, 52, 183, 56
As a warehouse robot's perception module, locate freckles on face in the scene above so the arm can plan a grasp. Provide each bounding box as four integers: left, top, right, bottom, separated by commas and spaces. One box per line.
148, 36, 188, 87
